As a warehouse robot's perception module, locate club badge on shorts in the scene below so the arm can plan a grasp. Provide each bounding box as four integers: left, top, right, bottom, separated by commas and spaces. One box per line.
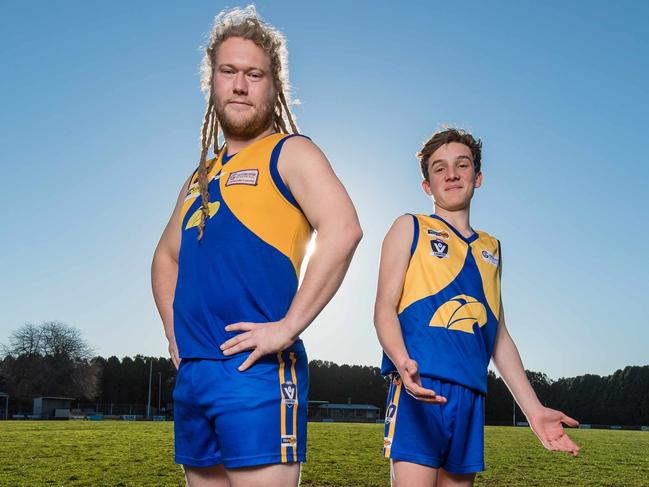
281, 381, 297, 407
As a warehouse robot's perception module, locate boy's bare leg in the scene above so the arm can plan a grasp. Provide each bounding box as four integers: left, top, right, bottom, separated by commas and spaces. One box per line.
184, 465, 229, 487
226, 464, 300, 487
391, 460, 438, 487
437, 469, 475, 487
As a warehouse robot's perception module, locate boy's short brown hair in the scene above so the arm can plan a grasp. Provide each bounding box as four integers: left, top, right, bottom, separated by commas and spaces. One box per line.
418, 128, 482, 181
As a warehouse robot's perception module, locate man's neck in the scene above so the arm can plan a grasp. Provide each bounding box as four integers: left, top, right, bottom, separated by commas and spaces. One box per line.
433, 206, 473, 238
223, 127, 276, 155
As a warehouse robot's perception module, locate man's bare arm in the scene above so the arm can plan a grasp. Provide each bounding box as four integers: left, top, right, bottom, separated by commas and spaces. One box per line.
151, 175, 191, 369
492, 308, 580, 455
373, 215, 446, 404
221, 137, 362, 370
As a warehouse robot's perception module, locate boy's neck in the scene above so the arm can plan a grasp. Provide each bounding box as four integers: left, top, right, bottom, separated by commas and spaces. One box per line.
433, 206, 473, 239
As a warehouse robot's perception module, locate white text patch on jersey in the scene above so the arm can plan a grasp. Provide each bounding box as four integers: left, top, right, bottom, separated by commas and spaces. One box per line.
226, 169, 259, 186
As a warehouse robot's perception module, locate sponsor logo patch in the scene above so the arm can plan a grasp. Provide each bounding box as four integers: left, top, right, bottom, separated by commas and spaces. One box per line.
481, 249, 499, 266
281, 435, 297, 448
226, 169, 259, 186
383, 437, 392, 447
281, 381, 297, 408
427, 228, 450, 240
430, 239, 449, 259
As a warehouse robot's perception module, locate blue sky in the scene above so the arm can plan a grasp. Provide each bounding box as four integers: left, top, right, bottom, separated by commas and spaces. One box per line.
1, 1, 647, 380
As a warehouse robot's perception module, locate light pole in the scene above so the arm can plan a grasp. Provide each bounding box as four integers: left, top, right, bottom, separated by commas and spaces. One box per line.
146, 359, 153, 419
158, 371, 162, 414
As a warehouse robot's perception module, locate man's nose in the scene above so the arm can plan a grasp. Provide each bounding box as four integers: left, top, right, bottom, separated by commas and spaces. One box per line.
233, 72, 247, 95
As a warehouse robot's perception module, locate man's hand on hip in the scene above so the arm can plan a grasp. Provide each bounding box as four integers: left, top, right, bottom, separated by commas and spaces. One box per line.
221, 320, 296, 371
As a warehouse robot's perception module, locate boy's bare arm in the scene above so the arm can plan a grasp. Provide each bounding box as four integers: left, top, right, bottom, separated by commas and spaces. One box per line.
492, 308, 580, 456
374, 215, 446, 404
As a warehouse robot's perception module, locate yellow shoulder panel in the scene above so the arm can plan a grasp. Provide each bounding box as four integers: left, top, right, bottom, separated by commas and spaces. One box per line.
398, 215, 467, 313
221, 134, 312, 277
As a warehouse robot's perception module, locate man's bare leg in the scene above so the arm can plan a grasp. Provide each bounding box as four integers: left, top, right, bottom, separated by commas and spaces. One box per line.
391, 460, 438, 487
225, 463, 300, 487
184, 465, 230, 487
437, 468, 475, 487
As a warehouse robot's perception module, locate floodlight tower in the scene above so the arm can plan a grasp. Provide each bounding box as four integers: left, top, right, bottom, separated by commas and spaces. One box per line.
146, 359, 153, 419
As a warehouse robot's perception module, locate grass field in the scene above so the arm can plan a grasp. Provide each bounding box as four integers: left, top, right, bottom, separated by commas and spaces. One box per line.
0, 422, 648, 486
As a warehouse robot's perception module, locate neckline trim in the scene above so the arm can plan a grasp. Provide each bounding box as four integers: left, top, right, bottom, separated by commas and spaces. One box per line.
428, 213, 478, 244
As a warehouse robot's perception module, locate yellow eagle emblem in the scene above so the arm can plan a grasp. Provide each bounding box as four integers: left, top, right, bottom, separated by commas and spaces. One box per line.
429, 294, 487, 334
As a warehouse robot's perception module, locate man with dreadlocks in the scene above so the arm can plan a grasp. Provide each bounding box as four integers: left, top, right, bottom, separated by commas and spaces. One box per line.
151, 6, 362, 487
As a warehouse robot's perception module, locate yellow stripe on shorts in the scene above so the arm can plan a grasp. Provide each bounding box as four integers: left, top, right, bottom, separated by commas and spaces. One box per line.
290, 352, 298, 462
277, 352, 287, 463
384, 379, 402, 458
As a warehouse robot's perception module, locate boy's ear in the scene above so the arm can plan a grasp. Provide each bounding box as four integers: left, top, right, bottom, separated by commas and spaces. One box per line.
422, 178, 433, 196
474, 171, 483, 189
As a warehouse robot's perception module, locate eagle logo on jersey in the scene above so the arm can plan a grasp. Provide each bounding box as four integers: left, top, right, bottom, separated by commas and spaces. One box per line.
185, 201, 220, 230
281, 381, 297, 408
429, 294, 487, 334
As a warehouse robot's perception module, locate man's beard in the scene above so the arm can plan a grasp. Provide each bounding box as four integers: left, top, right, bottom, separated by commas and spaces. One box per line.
215, 96, 275, 140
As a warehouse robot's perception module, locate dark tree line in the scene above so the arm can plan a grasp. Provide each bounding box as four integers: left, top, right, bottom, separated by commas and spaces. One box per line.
92, 355, 176, 407
309, 360, 387, 407
2, 323, 648, 425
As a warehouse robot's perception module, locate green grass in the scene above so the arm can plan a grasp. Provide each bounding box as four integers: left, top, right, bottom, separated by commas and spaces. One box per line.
0, 422, 647, 486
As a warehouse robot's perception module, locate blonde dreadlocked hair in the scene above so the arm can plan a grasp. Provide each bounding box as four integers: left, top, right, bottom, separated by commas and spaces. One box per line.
195, 5, 298, 240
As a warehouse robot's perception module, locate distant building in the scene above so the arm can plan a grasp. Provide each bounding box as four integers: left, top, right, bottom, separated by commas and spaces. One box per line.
33, 397, 74, 419
309, 401, 381, 423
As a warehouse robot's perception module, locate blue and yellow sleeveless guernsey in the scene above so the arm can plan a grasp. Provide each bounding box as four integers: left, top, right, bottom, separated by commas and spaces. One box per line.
381, 213, 502, 394
173, 133, 312, 359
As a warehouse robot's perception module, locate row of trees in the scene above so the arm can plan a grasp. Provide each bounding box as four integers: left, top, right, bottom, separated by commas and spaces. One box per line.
2, 322, 648, 425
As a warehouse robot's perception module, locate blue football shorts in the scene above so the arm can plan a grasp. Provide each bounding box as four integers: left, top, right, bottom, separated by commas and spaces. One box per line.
173, 350, 308, 468
383, 375, 485, 474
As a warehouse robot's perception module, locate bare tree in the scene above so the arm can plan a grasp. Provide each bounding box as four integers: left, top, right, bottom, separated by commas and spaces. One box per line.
39, 321, 93, 359
0, 321, 98, 400
3, 323, 42, 356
